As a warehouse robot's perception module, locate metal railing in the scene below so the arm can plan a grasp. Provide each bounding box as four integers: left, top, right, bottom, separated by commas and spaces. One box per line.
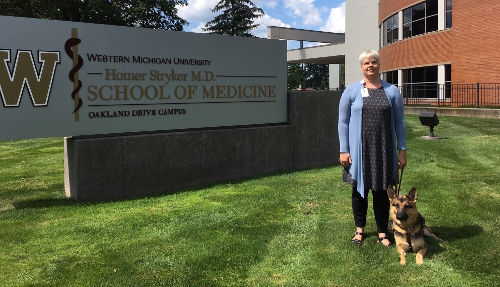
398, 83, 500, 108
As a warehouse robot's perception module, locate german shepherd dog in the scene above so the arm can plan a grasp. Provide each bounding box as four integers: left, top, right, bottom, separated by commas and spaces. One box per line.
387, 186, 442, 265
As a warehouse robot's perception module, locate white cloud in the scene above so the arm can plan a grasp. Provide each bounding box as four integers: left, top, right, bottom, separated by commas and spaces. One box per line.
320, 6, 330, 13
189, 23, 207, 33
251, 0, 277, 10
178, 0, 285, 34
177, 0, 220, 26
265, 1, 278, 9
254, 14, 291, 38
320, 2, 345, 33
284, 0, 322, 25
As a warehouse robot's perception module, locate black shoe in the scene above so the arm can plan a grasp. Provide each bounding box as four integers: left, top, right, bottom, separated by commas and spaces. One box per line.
351, 231, 364, 246
378, 236, 392, 247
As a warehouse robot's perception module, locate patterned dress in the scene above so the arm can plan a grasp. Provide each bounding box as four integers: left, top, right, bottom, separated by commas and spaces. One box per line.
343, 87, 393, 190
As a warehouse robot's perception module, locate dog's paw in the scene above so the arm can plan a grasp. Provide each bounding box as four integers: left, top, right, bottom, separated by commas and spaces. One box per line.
416, 255, 424, 265
398, 249, 407, 265
399, 254, 406, 265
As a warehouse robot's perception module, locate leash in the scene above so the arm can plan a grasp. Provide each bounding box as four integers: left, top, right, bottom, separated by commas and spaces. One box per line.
395, 167, 404, 196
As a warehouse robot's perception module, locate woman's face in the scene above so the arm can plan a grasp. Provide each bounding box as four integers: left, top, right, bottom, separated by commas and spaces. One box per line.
361, 56, 380, 78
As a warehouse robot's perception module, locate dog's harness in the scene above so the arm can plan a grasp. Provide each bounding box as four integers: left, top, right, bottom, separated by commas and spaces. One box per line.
392, 214, 425, 252
393, 167, 426, 251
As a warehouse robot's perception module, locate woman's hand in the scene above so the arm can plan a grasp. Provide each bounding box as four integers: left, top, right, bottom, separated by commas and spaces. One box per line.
398, 150, 407, 169
339, 152, 352, 168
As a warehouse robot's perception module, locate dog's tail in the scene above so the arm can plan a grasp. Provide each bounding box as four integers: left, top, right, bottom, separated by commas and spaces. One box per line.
423, 226, 443, 241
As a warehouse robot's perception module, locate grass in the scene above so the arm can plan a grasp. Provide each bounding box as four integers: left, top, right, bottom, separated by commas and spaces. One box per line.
1, 115, 499, 286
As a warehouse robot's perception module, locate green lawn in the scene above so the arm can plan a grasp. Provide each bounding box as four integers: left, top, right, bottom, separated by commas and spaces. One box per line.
1, 115, 499, 286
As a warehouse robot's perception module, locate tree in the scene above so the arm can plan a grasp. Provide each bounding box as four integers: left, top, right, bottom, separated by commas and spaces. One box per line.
0, 0, 188, 31
304, 64, 329, 90
203, 0, 264, 37
287, 63, 303, 90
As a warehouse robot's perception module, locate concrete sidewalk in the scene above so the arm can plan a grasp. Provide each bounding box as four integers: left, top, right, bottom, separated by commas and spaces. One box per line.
404, 107, 500, 119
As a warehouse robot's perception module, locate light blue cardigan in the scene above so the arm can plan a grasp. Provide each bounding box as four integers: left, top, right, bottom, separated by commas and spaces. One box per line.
338, 80, 406, 197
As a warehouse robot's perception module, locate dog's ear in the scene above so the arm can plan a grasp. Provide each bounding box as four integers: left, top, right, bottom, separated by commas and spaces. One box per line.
387, 185, 397, 201
407, 187, 418, 204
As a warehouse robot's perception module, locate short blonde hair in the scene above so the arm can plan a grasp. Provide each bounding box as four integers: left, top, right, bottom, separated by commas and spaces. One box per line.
359, 50, 380, 65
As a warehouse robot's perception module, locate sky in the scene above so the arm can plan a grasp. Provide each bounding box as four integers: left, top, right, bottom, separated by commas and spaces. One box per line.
176, 0, 346, 49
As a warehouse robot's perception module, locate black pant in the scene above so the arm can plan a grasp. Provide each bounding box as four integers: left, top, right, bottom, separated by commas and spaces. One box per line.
352, 186, 390, 233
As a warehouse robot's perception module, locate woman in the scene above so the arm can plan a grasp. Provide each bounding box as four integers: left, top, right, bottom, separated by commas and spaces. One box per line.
338, 50, 407, 247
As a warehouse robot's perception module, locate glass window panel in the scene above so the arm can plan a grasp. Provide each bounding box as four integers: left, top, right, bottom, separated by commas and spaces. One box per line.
412, 3, 425, 20
402, 69, 409, 84
380, 25, 383, 48
412, 84, 425, 98
426, 15, 438, 33
387, 30, 393, 44
412, 67, 425, 83
425, 88, 438, 99
412, 19, 425, 37
382, 21, 387, 46
402, 85, 410, 98
403, 23, 411, 38
426, 0, 438, 16
446, 11, 452, 28
386, 72, 393, 84
385, 71, 398, 86
393, 28, 399, 42
403, 8, 412, 24
393, 14, 399, 29
400, 66, 442, 98
387, 17, 393, 31
445, 64, 451, 82
446, 0, 452, 11
425, 66, 438, 82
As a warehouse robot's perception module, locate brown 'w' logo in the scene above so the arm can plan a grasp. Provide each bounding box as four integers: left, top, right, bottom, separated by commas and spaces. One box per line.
0, 50, 60, 107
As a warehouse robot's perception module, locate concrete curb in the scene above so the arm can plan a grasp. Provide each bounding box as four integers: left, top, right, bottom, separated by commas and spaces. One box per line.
404, 107, 500, 119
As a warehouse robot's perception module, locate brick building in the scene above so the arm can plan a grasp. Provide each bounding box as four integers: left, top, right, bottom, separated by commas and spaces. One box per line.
378, 0, 500, 105
286, 0, 500, 105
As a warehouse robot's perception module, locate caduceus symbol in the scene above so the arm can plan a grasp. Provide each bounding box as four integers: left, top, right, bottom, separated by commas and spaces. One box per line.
65, 28, 83, 121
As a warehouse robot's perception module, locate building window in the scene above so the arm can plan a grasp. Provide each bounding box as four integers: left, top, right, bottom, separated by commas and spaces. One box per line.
383, 71, 399, 85
380, 25, 383, 48
403, 0, 439, 39
381, 13, 399, 47
445, 64, 451, 98
445, 64, 451, 83
446, 0, 452, 28
402, 66, 439, 99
